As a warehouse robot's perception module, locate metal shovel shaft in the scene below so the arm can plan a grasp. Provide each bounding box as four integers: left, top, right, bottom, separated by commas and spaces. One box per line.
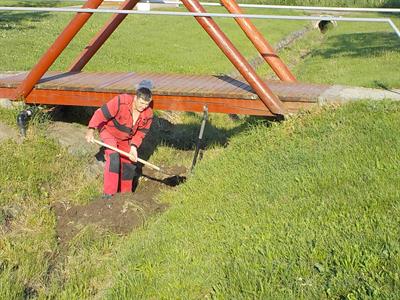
190, 105, 208, 172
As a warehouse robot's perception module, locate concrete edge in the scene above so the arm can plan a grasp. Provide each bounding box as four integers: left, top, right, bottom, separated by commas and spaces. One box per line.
318, 85, 400, 105
0, 98, 23, 109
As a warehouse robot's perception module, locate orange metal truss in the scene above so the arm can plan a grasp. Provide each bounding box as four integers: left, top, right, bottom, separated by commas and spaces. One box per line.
11, 0, 297, 117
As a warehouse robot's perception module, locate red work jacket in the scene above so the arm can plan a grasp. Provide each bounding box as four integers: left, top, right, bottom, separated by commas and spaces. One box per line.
88, 94, 153, 148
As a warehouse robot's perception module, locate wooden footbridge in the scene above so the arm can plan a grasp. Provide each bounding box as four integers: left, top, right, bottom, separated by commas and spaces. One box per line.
0, 0, 332, 117
0, 71, 329, 116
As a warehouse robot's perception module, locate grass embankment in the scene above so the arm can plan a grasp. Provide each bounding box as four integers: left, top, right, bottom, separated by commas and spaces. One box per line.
3, 102, 398, 298
0, 107, 247, 298
259, 11, 400, 88
275, 13, 400, 89
104, 101, 400, 299
0, 112, 104, 299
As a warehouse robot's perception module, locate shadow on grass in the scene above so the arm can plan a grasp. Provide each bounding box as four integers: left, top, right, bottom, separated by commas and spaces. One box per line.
0, 1, 71, 30
373, 80, 400, 94
381, 0, 400, 7
49, 105, 274, 161
138, 114, 275, 161
148, 117, 247, 150
307, 32, 400, 59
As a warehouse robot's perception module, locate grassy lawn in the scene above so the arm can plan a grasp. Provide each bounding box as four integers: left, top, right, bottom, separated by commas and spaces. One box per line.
0, 4, 399, 299
0, 6, 307, 74
280, 13, 400, 89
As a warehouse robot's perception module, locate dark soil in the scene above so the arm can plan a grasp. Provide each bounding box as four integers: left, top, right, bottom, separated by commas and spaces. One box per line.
0, 208, 13, 233
53, 165, 186, 247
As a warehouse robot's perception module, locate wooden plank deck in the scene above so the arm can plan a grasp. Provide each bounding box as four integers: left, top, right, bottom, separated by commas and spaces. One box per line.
0, 71, 330, 116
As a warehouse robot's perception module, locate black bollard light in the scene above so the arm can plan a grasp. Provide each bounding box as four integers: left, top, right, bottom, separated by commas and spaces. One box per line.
16, 109, 33, 137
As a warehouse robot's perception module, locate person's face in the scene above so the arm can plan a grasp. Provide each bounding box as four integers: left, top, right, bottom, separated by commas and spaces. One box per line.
134, 95, 150, 112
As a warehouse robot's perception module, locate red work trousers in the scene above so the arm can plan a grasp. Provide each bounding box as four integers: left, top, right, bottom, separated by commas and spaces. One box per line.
100, 129, 136, 195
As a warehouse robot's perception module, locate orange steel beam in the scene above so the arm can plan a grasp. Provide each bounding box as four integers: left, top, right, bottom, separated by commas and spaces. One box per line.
14, 0, 104, 100
220, 0, 296, 82
0, 87, 313, 115
0, 88, 317, 116
23, 88, 272, 115
69, 0, 140, 72
180, 0, 285, 115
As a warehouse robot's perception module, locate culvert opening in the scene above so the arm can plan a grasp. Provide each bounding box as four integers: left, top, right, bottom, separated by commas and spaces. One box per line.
316, 19, 337, 34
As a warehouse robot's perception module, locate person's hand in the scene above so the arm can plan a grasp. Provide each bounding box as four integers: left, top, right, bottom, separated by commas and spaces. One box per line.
129, 145, 138, 162
85, 128, 95, 143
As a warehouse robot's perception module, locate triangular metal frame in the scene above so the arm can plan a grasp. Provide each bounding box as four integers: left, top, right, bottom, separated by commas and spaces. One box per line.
15, 0, 296, 115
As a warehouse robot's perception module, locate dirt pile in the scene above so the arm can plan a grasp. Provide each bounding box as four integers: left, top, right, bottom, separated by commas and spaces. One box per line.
53, 192, 167, 246
53, 165, 186, 246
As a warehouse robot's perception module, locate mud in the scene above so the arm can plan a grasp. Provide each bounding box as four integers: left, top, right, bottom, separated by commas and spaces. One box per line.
141, 165, 187, 187
53, 165, 186, 247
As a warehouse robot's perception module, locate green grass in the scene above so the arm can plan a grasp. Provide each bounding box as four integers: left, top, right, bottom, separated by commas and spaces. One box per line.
3, 101, 398, 298
286, 13, 400, 89
0, 106, 246, 299
0, 6, 307, 74
254, 12, 400, 89
258, 0, 399, 7
2, 0, 398, 7
0, 110, 103, 298
236, 0, 400, 7
102, 101, 400, 299
0, 0, 78, 6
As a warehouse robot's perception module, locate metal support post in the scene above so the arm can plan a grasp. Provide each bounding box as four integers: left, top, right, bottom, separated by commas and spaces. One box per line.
180, 0, 285, 115
15, 0, 104, 100
220, 0, 296, 82
69, 0, 140, 72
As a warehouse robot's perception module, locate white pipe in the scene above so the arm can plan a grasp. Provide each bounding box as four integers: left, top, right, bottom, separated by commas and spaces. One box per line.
6, 0, 400, 13
1, 6, 399, 38
388, 18, 400, 37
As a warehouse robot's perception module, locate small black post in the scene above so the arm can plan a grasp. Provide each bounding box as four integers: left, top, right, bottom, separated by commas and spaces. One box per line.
16, 108, 34, 137
190, 105, 208, 172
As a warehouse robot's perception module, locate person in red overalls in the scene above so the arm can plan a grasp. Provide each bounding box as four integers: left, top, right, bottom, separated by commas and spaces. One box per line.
85, 80, 153, 199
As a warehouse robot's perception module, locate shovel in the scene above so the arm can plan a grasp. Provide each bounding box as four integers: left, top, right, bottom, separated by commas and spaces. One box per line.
93, 139, 185, 186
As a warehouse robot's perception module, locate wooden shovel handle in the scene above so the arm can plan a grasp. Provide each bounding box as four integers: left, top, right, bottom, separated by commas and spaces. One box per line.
93, 139, 161, 172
